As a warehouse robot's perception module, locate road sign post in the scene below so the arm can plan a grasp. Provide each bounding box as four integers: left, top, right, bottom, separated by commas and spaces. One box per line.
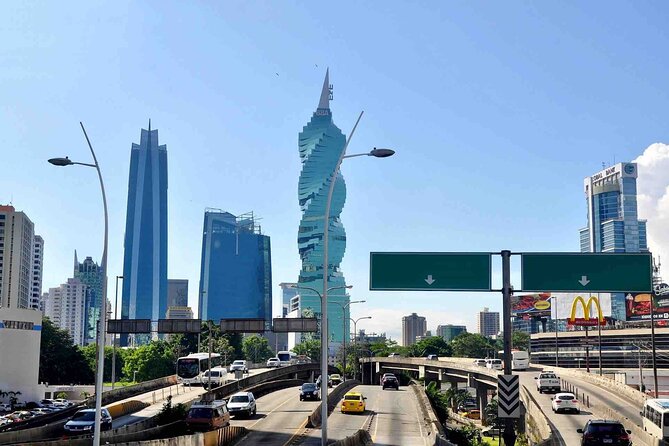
497, 375, 520, 419
501, 250, 517, 446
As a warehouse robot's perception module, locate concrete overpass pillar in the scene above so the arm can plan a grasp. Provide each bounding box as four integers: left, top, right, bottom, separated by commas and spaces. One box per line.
418, 365, 425, 380
476, 384, 489, 424
438, 369, 446, 383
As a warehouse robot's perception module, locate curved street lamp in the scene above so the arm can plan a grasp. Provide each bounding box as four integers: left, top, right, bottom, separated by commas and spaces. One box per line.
331, 300, 365, 381
48, 122, 108, 446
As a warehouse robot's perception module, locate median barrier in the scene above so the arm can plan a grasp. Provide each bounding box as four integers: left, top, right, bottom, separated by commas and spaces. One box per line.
106, 400, 151, 419
307, 380, 360, 428
330, 429, 373, 446
409, 381, 458, 446
243, 379, 305, 399
100, 375, 178, 406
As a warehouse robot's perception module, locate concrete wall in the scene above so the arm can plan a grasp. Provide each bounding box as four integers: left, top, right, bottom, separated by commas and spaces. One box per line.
330, 429, 373, 446
519, 386, 552, 446
0, 307, 43, 403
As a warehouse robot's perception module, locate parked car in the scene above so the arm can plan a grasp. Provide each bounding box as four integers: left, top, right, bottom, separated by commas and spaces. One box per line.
485, 359, 503, 370
381, 373, 399, 390
388, 353, 401, 358
52, 399, 73, 407
341, 392, 366, 414
552, 393, 580, 414
300, 383, 321, 401
38, 399, 54, 408
330, 374, 342, 386
535, 371, 561, 393
473, 359, 487, 367
64, 408, 112, 434
30, 408, 54, 416
0, 403, 11, 412
186, 400, 230, 431
426, 354, 439, 360
201, 366, 227, 387
577, 420, 631, 446
229, 360, 248, 373
266, 357, 280, 368
458, 399, 478, 412
463, 409, 481, 420
226, 392, 256, 418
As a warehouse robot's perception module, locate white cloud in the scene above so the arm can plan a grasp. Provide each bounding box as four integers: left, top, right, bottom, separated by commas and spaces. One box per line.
634, 143, 669, 271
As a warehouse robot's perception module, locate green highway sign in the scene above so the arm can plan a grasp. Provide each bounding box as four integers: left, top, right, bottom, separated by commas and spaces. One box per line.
369, 252, 491, 291
521, 253, 652, 293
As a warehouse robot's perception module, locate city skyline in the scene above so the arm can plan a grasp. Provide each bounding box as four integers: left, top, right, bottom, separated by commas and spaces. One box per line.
4, 3, 669, 342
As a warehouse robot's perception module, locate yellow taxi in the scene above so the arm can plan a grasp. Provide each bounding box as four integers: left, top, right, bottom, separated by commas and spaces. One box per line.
341, 392, 366, 414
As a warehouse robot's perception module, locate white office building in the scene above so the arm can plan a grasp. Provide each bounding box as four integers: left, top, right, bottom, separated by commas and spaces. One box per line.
29, 235, 44, 311
44, 278, 88, 346
0, 205, 36, 310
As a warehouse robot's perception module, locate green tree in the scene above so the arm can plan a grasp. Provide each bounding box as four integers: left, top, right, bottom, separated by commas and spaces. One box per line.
450, 333, 496, 358
199, 322, 243, 362
484, 398, 499, 428
122, 340, 176, 382
292, 339, 321, 360
444, 386, 471, 411
409, 336, 452, 357
81, 345, 125, 383
512, 331, 530, 351
425, 381, 449, 423
242, 335, 273, 363
39, 318, 94, 385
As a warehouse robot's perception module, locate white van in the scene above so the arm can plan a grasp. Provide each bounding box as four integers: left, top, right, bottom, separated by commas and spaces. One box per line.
486, 359, 503, 370
201, 366, 228, 386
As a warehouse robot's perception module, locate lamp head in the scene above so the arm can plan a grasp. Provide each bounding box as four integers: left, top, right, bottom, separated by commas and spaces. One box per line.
369, 148, 395, 158
48, 157, 73, 166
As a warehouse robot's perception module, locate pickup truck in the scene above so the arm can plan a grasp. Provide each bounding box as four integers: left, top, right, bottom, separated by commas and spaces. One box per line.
535, 371, 560, 393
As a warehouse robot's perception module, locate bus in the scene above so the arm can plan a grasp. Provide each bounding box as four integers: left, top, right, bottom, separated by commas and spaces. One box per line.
497, 350, 530, 371
277, 351, 297, 366
642, 399, 669, 441
177, 353, 222, 385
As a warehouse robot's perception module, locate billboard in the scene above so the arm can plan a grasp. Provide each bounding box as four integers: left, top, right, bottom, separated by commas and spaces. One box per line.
511, 293, 552, 317
626, 291, 669, 321
566, 296, 606, 326
552, 293, 612, 320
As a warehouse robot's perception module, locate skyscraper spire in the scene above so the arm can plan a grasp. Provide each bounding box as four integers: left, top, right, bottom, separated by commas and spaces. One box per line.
318, 68, 330, 109
148, 119, 151, 132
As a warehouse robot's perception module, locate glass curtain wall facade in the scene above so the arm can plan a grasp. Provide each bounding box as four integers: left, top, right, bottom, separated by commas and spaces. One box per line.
579, 162, 648, 322
296, 70, 350, 345
120, 123, 168, 345
73, 252, 104, 345
198, 210, 272, 324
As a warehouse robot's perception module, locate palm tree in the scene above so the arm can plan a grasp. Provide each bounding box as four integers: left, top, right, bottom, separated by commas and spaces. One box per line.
444, 387, 470, 411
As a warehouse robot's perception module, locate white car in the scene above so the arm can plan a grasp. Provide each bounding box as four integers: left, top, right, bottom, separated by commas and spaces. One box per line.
266, 358, 280, 368
229, 360, 248, 373
226, 392, 256, 418
473, 359, 487, 367
486, 359, 502, 370
0, 403, 11, 412
551, 392, 579, 414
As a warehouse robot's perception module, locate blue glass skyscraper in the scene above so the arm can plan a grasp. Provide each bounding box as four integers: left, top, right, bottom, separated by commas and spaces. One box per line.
120, 123, 168, 345
198, 210, 272, 323
297, 70, 350, 344
579, 162, 648, 321
73, 251, 104, 345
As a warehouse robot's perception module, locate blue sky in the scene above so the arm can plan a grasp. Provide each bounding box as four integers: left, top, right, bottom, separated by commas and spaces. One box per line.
2, 1, 669, 342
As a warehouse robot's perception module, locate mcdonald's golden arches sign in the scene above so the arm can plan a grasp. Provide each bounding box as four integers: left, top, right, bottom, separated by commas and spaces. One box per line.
567, 295, 605, 326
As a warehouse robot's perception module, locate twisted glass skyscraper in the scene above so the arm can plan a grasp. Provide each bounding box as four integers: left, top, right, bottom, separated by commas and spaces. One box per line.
120, 123, 168, 345
297, 70, 350, 344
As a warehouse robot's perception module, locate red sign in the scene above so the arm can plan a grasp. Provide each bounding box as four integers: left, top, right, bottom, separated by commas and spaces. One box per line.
567, 318, 606, 326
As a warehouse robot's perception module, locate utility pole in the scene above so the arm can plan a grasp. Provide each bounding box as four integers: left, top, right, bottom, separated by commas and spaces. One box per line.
501, 250, 516, 446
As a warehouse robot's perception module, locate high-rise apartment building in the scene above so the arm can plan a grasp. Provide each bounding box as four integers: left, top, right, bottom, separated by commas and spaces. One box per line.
279, 282, 299, 317
166, 306, 194, 319
29, 235, 44, 311
0, 205, 35, 310
168, 279, 189, 309
477, 307, 500, 337
402, 313, 427, 346
436, 324, 467, 342
73, 252, 104, 344
120, 123, 168, 345
579, 162, 648, 321
44, 278, 88, 346
296, 70, 350, 344
198, 210, 272, 323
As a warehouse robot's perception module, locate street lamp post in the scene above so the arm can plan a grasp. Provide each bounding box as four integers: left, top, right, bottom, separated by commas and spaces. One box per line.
48, 122, 108, 446
350, 316, 372, 380
332, 300, 365, 381
112, 275, 123, 390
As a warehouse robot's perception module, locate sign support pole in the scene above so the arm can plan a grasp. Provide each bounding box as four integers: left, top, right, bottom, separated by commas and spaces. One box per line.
651, 290, 658, 397
501, 250, 516, 446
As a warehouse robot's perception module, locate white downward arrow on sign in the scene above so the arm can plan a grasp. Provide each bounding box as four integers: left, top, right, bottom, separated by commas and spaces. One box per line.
425, 275, 436, 285
579, 275, 590, 286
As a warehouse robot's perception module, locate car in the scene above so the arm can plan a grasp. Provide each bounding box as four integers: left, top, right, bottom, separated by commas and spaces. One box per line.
186, 399, 230, 431
0, 403, 11, 412
38, 399, 54, 408
300, 383, 321, 401
330, 374, 342, 386
576, 420, 631, 446
486, 359, 503, 370
388, 353, 401, 358
381, 373, 399, 390
341, 392, 366, 414
552, 392, 580, 414
473, 359, 487, 367
52, 399, 73, 407
201, 366, 227, 387
266, 358, 280, 368
316, 375, 332, 388
30, 408, 54, 416
458, 399, 478, 412
64, 408, 112, 434
426, 354, 439, 360
535, 371, 561, 393
229, 360, 248, 373
463, 409, 481, 420
226, 392, 256, 418
8, 411, 33, 422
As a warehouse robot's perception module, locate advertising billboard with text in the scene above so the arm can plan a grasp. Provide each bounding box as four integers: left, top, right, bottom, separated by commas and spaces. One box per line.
626, 291, 669, 321
511, 293, 552, 318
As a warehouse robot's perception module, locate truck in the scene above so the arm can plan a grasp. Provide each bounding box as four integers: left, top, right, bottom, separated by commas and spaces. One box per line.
535, 371, 561, 393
